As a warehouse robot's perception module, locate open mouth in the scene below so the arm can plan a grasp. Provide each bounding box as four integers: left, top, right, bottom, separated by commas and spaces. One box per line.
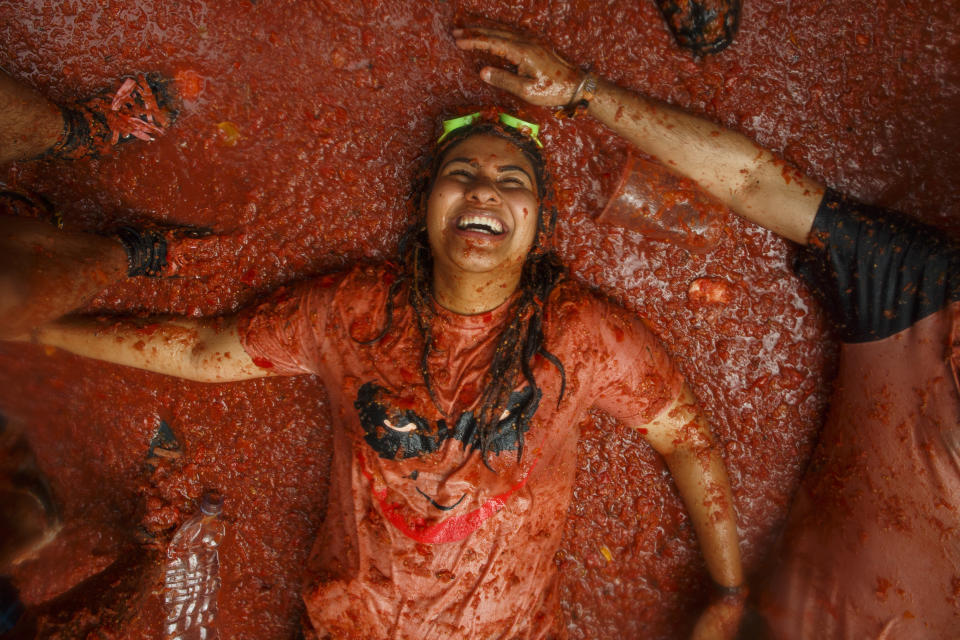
455, 214, 505, 236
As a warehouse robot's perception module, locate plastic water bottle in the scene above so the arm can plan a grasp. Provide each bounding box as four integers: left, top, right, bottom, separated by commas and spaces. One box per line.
163, 492, 225, 640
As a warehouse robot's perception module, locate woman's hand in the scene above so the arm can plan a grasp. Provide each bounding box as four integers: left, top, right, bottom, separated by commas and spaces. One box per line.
690, 593, 746, 640
453, 27, 582, 107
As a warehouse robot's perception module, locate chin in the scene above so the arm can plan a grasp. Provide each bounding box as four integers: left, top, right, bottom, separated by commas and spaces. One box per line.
449, 255, 505, 275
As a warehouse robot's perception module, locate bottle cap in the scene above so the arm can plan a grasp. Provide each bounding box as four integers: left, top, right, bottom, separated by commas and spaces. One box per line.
199, 491, 224, 516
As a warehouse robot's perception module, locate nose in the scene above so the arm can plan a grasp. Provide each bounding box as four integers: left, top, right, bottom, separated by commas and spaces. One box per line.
464, 176, 501, 205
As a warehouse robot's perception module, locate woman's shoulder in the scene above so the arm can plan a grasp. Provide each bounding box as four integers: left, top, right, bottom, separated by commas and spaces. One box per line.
256, 263, 399, 329
297, 262, 397, 299
546, 277, 626, 327
339, 262, 399, 293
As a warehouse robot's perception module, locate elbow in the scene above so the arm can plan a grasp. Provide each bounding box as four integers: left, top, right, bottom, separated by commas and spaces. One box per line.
184, 346, 260, 384
728, 164, 764, 213
184, 342, 224, 383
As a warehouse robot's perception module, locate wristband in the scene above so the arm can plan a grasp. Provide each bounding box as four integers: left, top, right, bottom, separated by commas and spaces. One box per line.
713, 581, 748, 599
563, 72, 598, 118
46, 105, 92, 160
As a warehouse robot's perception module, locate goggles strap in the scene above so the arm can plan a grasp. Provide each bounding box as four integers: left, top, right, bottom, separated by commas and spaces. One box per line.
438, 111, 543, 147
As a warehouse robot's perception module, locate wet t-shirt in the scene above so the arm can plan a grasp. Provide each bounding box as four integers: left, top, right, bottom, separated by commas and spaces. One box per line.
760, 190, 960, 639
239, 264, 682, 640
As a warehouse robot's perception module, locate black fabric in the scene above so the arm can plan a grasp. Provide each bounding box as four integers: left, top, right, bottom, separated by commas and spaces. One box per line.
115, 225, 168, 277
654, 0, 741, 56
47, 105, 86, 158
0, 575, 24, 633
795, 189, 960, 343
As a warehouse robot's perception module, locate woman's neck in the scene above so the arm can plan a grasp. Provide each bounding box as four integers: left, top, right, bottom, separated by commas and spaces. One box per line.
431, 266, 522, 314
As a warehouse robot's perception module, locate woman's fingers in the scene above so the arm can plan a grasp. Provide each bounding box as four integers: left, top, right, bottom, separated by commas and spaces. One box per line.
454, 33, 528, 67
455, 25, 581, 107
453, 26, 524, 42
479, 66, 531, 98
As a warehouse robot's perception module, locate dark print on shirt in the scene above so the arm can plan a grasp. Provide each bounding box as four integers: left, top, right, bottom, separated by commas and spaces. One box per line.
354, 381, 541, 460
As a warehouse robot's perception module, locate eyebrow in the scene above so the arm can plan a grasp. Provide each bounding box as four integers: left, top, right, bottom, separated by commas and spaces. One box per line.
442, 157, 534, 183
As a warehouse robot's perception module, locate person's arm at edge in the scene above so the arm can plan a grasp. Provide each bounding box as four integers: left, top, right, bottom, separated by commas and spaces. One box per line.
454, 27, 822, 245
637, 383, 745, 639
30, 315, 272, 383
586, 79, 821, 244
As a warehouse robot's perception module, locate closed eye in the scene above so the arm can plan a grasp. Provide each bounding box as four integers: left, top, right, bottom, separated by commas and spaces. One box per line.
384, 419, 417, 433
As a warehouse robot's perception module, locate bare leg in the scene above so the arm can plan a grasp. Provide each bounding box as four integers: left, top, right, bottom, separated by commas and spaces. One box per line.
0, 71, 64, 164
0, 68, 186, 337
0, 69, 179, 165
0, 215, 128, 339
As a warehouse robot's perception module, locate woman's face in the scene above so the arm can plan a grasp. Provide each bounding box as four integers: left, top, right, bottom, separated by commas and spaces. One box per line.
426, 133, 540, 279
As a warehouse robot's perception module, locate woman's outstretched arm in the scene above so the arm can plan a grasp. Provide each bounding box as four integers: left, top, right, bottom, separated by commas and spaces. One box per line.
454, 26, 823, 244
33, 314, 270, 383
1, 216, 271, 383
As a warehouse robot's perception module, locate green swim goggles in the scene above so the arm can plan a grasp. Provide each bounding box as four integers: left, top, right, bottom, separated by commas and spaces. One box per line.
437, 112, 543, 148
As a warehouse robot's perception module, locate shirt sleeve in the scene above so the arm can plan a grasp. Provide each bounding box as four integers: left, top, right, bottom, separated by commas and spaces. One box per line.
586, 297, 685, 425
794, 189, 960, 343
238, 273, 344, 376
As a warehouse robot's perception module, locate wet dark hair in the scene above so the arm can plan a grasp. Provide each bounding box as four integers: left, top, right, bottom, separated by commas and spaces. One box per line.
365, 116, 566, 464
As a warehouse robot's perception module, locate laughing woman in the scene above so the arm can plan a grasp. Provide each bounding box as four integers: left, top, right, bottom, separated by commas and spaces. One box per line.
0, 33, 746, 640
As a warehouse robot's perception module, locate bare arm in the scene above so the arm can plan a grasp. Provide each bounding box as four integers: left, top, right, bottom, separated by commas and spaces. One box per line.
454, 27, 823, 244
587, 81, 822, 243
638, 384, 745, 639
34, 315, 272, 383
1, 210, 224, 341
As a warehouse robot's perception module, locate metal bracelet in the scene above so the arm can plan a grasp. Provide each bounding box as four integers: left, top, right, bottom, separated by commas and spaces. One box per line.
568, 72, 597, 108
564, 73, 598, 118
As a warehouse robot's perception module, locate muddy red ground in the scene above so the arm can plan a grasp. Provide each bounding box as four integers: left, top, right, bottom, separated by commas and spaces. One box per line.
1, 0, 958, 638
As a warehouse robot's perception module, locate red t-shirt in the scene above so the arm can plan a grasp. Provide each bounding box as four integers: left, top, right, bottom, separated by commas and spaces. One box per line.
240, 264, 682, 640
760, 192, 960, 638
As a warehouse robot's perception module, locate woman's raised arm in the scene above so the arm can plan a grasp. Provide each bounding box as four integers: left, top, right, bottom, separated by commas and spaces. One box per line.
454, 26, 823, 245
